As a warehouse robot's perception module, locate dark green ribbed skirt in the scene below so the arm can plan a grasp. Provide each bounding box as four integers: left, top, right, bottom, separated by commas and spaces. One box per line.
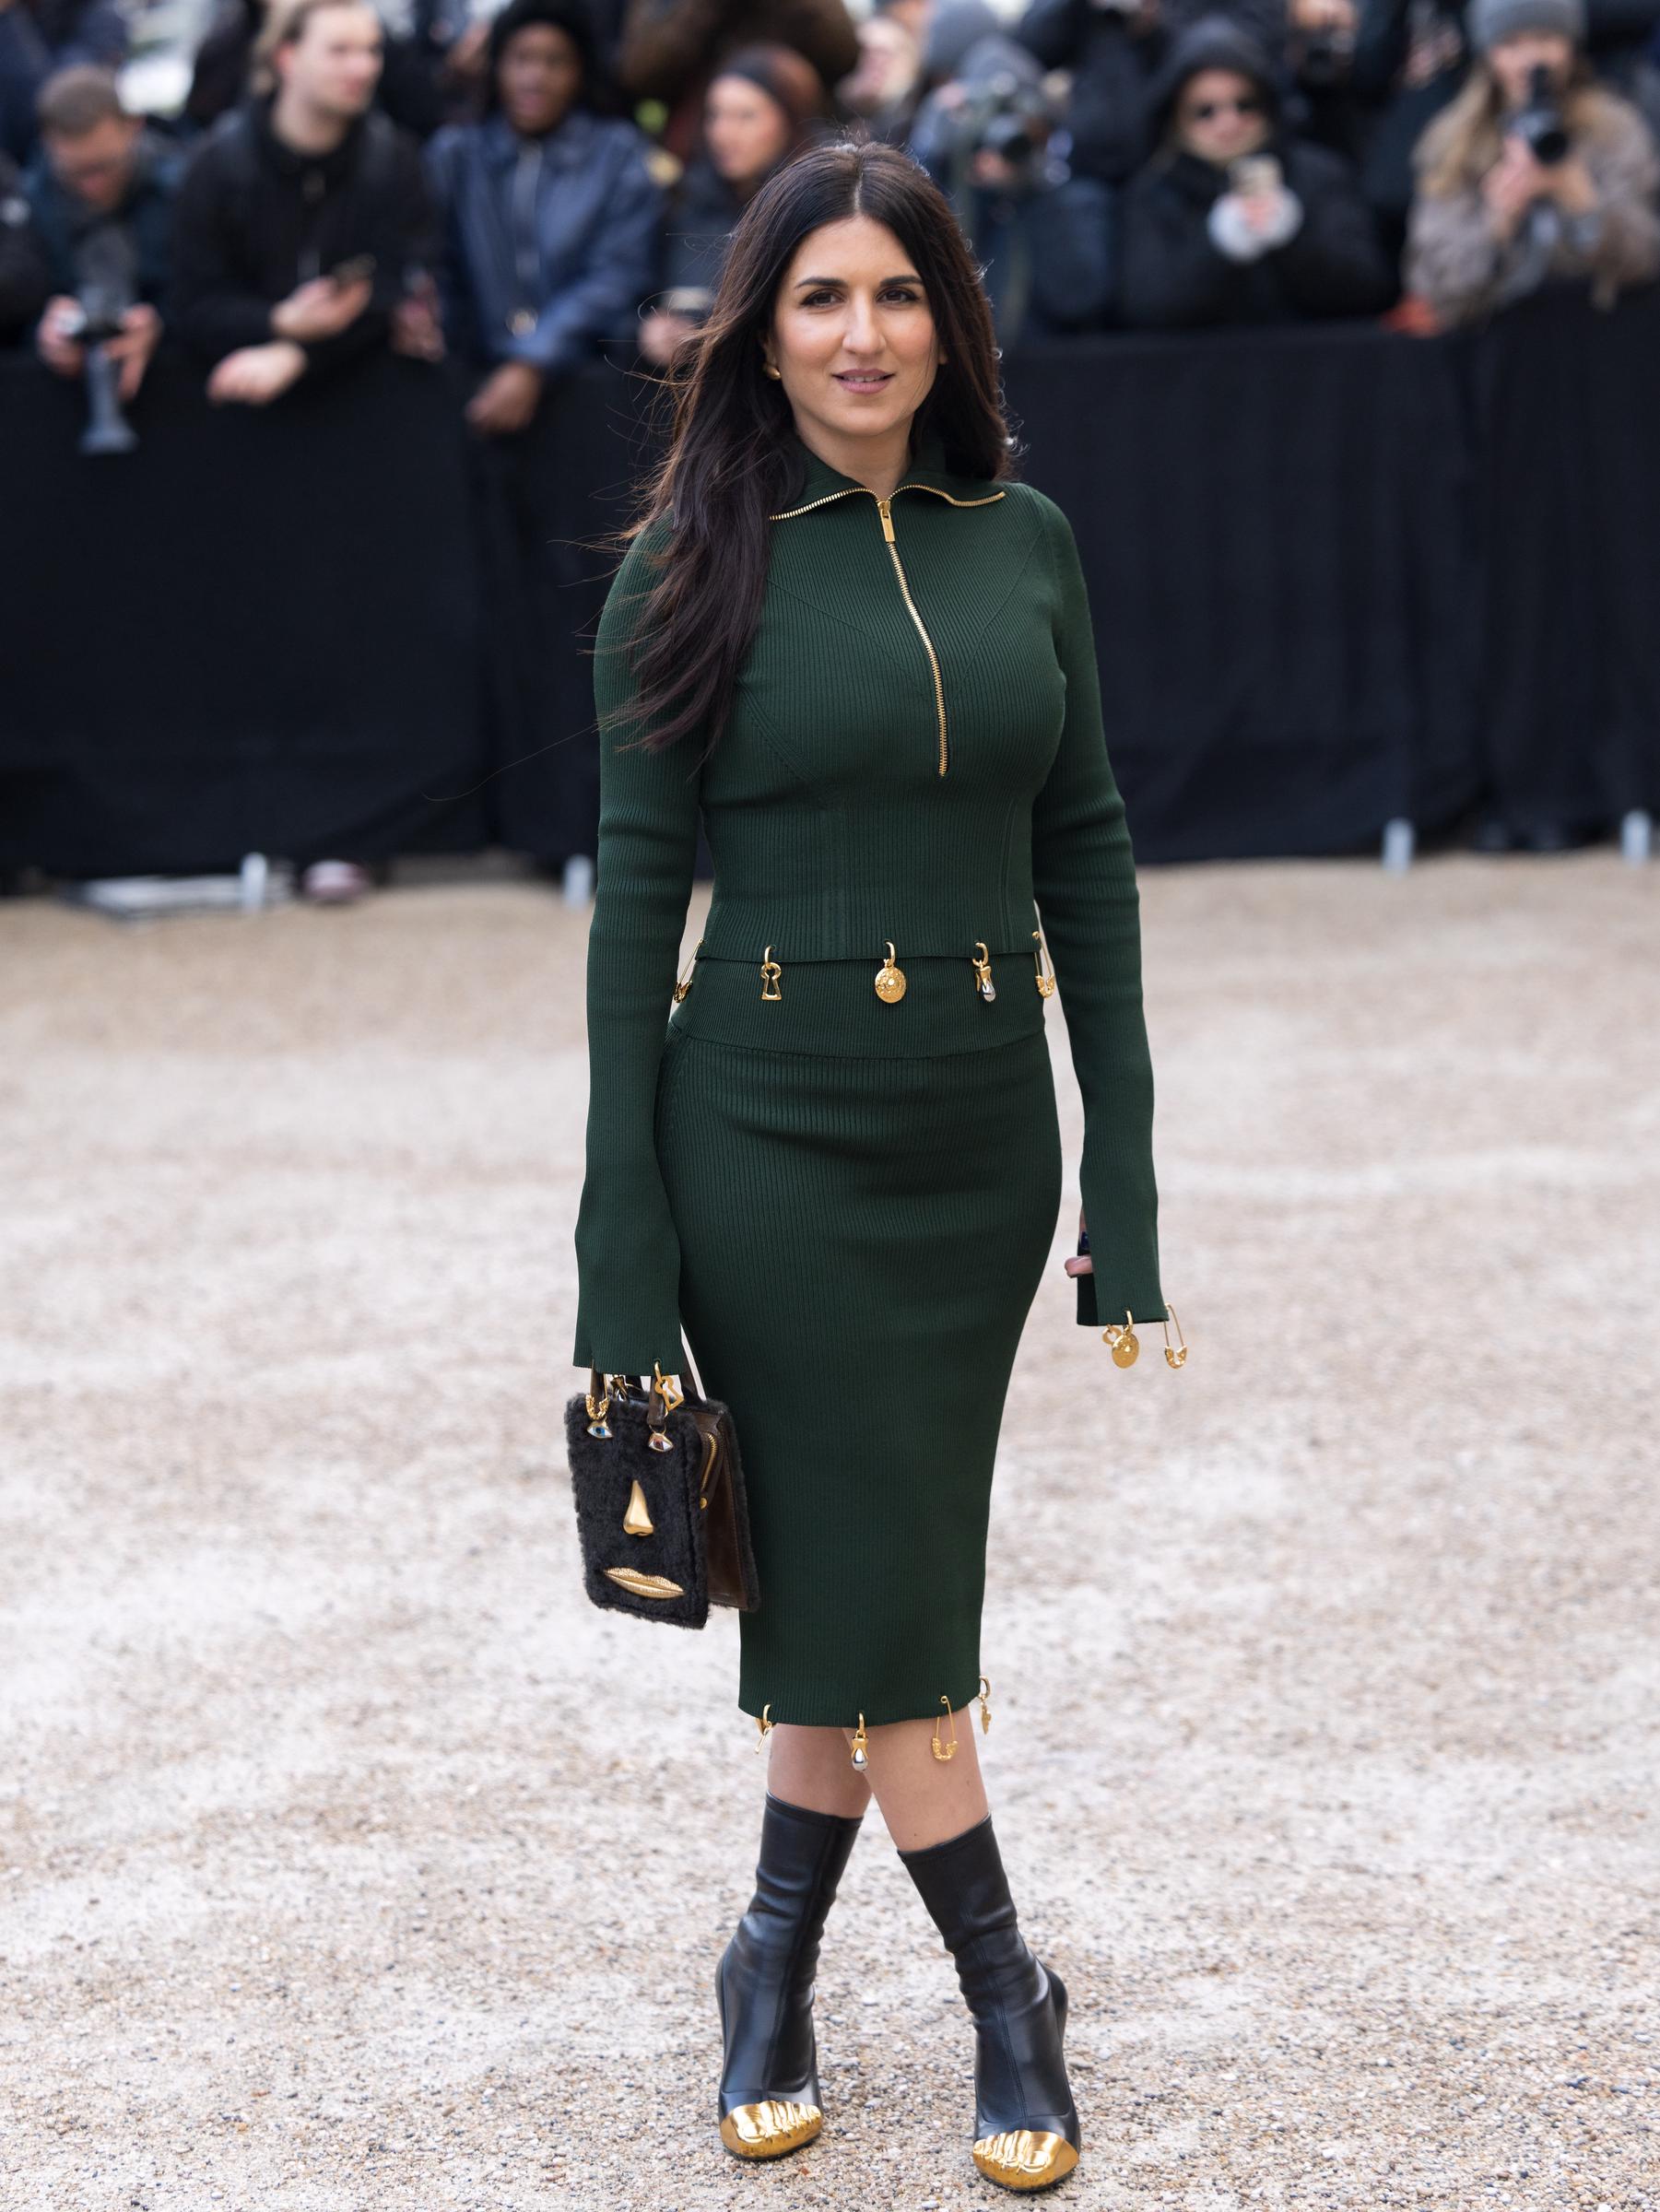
653, 950, 1064, 1730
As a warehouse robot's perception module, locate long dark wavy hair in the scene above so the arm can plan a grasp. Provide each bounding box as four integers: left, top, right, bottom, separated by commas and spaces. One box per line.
609, 136, 1017, 759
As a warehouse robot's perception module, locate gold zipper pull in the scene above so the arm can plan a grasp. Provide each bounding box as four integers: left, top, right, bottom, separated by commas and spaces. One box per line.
875, 496, 895, 544
971, 942, 996, 1001
760, 945, 783, 1000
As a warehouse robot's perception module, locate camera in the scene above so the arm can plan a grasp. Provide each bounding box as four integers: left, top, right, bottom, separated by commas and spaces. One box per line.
955, 68, 1054, 188
59, 236, 140, 454
1508, 62, 1570, 165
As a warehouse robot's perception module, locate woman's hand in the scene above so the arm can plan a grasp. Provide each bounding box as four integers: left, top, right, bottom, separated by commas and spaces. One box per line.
465, 359, 543, 435
1482, 137, 1551, 239
1063, 1206, 1091, 1278
1543, 154, 1597, 216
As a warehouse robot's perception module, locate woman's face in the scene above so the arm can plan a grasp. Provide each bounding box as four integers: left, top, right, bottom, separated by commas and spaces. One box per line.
1174, 68, 1271, 165
1489, 29, 1573, 107
764, 214, 943, 453
705, 74, 793, 186
498, 23, 583, 136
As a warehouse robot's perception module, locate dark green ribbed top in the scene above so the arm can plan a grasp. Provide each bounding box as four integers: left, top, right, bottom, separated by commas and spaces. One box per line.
572, 426, 1165, 1374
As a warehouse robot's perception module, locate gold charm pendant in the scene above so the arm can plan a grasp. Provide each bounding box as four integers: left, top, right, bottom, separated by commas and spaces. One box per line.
874, 941, 907, 1002
850, 1712, 869, 1771
672, 935, 703, 1003
971, 942, 996, 1001
584, 1381, 612, 1438
977, 1676, 993, 1734
759, 946, 783, 1001
1032, 928, 1057, 998
931, 1694, 959, 1761
1102, 1310, 1139, 1368
1163, 1303, 1188, 1369
754, 1701, 773, 1751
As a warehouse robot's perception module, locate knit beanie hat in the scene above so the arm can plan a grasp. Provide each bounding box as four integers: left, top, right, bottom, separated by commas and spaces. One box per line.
1466, 0, 1585, 52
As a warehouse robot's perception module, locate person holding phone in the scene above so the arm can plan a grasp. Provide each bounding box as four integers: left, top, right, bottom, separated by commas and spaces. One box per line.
169, 0, 436, 406
1119, 11, 1395, 326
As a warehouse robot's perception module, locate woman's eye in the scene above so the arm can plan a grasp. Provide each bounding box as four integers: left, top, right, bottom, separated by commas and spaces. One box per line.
802, 287, 923, 307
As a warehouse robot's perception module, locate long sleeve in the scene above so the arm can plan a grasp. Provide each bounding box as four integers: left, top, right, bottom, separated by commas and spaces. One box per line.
571, 521, 703, 1372
168, 147, 278, 362
1029, 491, 1165, 1329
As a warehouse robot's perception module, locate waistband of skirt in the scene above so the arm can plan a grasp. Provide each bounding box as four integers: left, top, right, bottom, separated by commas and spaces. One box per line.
666, 945, 1052, 1059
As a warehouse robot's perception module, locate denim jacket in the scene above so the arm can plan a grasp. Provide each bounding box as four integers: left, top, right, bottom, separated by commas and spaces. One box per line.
424, 106, 663, 372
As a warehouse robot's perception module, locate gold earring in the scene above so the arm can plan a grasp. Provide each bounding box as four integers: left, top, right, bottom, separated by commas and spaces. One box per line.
850, 1712, 869, 1771
754, 1701, 773, 1750
1163, 1303, 1187, 1369
931, 1694, 959, 1761
1102, 1310, 1139, 1367
977, 1676, 992, 1734
763, 361, 782, 379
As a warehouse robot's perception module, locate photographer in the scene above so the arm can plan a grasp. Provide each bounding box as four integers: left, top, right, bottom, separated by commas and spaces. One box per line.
170, 0, 435, 407
26, 67, 177, 406
1405, 0, 1660, 324
911, 1, 1116, 335
0, 147, 48, 335
1015, 0, 1171, 188
1120, 13, 1394, 325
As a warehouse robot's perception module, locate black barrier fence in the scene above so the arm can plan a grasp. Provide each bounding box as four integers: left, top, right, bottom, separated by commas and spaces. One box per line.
3, 281, 1658, 879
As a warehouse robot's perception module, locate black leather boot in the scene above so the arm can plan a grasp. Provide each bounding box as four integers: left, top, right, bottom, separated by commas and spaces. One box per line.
899, 1813, 1080, 2191
715, 1790, 864, 2159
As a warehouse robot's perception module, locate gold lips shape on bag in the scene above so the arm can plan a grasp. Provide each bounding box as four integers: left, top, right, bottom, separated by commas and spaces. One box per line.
605, 1568, 686, 1599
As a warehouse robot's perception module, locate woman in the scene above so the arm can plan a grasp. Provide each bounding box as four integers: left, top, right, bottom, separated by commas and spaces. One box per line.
424, 0, 662, 433
1119, 13, 1395, 327
572, 137, 1181, 2191
1405, 0, 1660, 327
637, 42, 825, 367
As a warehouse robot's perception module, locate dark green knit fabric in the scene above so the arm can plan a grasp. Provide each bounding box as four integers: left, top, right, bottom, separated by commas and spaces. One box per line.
572, 425, 1165, 1380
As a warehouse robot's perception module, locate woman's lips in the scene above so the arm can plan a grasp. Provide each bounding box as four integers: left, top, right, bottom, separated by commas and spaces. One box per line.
833, 371, 893, 391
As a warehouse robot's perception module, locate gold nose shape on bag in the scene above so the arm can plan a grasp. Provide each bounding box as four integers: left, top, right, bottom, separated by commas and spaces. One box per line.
875, 941, 907, 1002
622, 1479, 654, 1535
760, 946, 783, 1000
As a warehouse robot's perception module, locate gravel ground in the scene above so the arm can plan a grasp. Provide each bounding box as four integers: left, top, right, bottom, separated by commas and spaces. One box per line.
1, 851, 1655, 2212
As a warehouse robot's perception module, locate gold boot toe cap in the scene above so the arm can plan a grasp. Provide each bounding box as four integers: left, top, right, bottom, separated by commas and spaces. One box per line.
719, 2099, 823, 2158
971, 2127, 1079, 2190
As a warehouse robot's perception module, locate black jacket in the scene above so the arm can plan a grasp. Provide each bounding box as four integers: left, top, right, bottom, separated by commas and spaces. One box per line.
1016, 0, 1170, 183
0, 151, 49, 335
169, 97, 434, 373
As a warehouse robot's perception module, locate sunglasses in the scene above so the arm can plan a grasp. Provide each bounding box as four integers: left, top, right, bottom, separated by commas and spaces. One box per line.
1186, 94, 1265, 122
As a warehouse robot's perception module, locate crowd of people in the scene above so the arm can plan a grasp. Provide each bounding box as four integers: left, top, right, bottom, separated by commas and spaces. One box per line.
3, 0, 1658, 893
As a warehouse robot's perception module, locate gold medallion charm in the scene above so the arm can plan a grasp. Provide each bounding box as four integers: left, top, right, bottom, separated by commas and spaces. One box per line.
673, 935, 703, 1002
1163, 1303, 1188, 1369
622, 1478, 654, 1535
584, 1380, 612, 1437
874, 941, 907, 1002
977, 1675, 993, 1734
1032, 928, 1056, 998
754, 1701, 773, 1751
849, 1712, 869, 1771
1102, 1310, 1139, 1367
971, 942, 996, 1000
759, 945, 783, 1000
931, 1694, 959, 1761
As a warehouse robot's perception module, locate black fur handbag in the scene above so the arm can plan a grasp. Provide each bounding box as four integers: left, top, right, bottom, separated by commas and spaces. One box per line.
564, 1365, 759, 1630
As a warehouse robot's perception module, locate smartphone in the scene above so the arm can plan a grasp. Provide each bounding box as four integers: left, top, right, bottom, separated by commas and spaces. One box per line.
329, 254, 377, 288
1229, 154, 1282, 198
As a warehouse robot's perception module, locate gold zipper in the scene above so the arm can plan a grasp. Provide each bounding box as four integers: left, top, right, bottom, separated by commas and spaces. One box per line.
768, 482, 1007, 779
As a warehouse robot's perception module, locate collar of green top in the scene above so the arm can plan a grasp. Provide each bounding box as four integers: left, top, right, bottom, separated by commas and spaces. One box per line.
781, 424, 1006, 512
